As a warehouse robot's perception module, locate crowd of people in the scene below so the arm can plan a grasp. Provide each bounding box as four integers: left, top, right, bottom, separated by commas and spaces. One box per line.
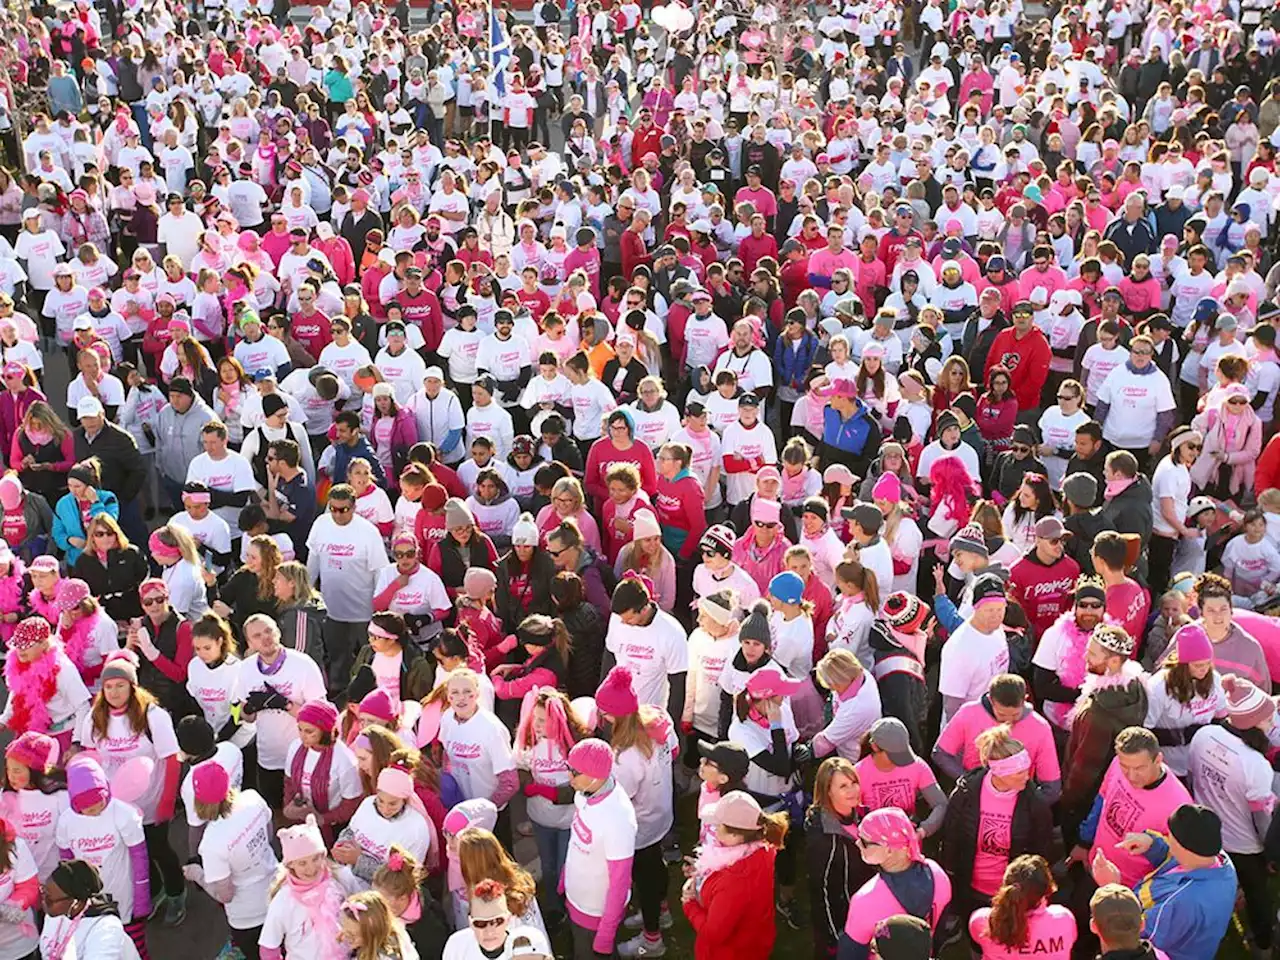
0, 0, 1279, 957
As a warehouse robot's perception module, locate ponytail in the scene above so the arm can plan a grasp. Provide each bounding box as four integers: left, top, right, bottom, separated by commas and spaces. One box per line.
984, 855, 1054, 948
721, 809, 790, 848
975, 725, 1025, 766
371, 844, 423, 900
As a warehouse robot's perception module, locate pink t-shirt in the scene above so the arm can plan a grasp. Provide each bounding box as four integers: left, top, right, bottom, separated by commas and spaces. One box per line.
971, 776, 1020, 896
934, 702, 1061, 785
969, 904, 1078, 959
371, 650, 402, 695
854, 757, 937, 818
843, 859, 952, 943
1090, 759, 1191, 887
1106, 579, 1150, 652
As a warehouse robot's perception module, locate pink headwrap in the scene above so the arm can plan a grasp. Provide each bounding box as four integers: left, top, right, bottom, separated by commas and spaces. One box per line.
988, 750, 1032, 778
148, 530, 181, 562
858, 807, 923, 863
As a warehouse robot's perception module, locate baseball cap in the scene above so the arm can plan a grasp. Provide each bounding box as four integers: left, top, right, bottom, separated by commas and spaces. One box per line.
873, 916, 933, 960
867, 717, 916, 767
76, 397, 105, 419
1090, 885, 1144, 939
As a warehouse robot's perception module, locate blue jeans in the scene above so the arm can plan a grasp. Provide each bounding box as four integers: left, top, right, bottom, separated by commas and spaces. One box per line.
533, 822, 571, 919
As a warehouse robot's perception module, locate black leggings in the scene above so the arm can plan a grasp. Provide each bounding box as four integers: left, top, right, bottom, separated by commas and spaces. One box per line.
631, 841, 669, 935
230, 924, 263, 960
1233, 851, 1273, 950
144, 821, 185, 899
1147, 533, 1177, 598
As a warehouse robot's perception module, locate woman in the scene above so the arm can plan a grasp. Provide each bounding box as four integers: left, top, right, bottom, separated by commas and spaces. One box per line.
349, 612, 437, 706
1149, 427, 1204, 594
72, 513, 148, 623
0, 617, 90, 747
969, 855, 1077, 959
425, 499, 499, 600
52, 458, 119, 567
0, 363, 44, 465
371, 383, 420, 491
332, 762, 433, 886
551, 571, 606, 701
282, 700, 364, 844
437, 670, 519, 821
940, 726, 1053, 943
185, 759, 279, 960
350, 459, 394, 537
442, 878, 540, 960
1037, 378, 1089, 490
457, 827, 547, 936
213, 356, 252, 448
1190, 382, 1261, 501
149, 525, 209, 619
841, 806, 952, 952
976, 366, 1018, 466
39, 859, 141, 960
494, 514, 556, 631
1143, 624, 1225, 777
129, 577, 199, 725
1187, 674, 1276, 957
213, 534, 282, 635
11, 401, 74, 508
372, 848, 448, 960
614, 512, 676, 613
1000, 473, 1056, 556
583, 409, 657, 506
806, 757, 873, 960
73, 650, 187, 927
534, 476, 602, 553
596, 665, 679, 958
932, 356, 974, 417
273, 560, 328, 665
682, 791, 786, 960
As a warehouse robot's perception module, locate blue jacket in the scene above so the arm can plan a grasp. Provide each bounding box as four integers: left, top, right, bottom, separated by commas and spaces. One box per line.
52, 490, 121, 566
1136, 834, 1237, 960
773, 332, 819, 393
822, 402, 875, 456
331, 437, 387, 487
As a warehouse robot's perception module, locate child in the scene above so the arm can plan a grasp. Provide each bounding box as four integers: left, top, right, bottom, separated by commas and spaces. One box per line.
694, 741, 750, 847
1171, 495, 1218, 579
768, 572, 823, 736
393, 465, 429, 543
684, 592, 743, 756
779, 438, 822, 510
372, 847, 449, 960
333, 763, 433, 889
691, 526, 761, 611
2, 732, 67, 883
117, 362, 164, 516
456, 437, 517, 497
56, 757, 151, 959
825, 562, 880, 670
1222, 509, 1280, 608
441, 799, 500, 927
821, 464, 856, 542
260, 815, 355, 960
456, 569, 505, 672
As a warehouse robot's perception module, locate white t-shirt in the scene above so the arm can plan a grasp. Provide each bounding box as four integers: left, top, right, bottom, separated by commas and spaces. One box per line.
1150, 459, 1191, 538
1096, 365, 1176, 448
186, 451, 258, 529
372, 563, 450, 617
516, 739, 574, 830
605, 610, 690, 708
438, 708, 516, 807
284, 740, 363, 812
686, 629, 738, 735
9, 788, 68, 882
344, 795, 432, 871
171, 510, 234, 575
55, 798, 145, 919
198, 789, 280, 928
564, 782, 638, 919
374, 347, 429, 403
614, 713, 679, 849
180, 742, 244, 826
233, 335, 291, 380
40, 911, 141, 960
720, 421, 778, 505
1037, 406, 1090, 490
259, 870, 362, 956
306, 514, 388, 622
230, 650, 327, 769
0, 837, 38, 960
73, 705, 180, 825
67, 373, 126, 413
1189, 724, 1274, 855
938, 620, 1010, 724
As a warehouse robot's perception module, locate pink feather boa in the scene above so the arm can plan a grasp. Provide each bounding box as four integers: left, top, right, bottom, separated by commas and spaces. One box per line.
0, 563, 25, 643
1054, 615, 1094, 690
58, 614, 98, 676
26, 587, 58, 626
690, 840, 766, 889
1067, 660, 1145, 726
3, 648, 58, 735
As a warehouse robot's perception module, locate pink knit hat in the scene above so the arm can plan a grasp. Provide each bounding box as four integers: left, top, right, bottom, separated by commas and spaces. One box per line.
595, 666, 639, 717
567, 738, 614, 781
750, 498, 781, 526
67, 757, 109, 814
1175, 623, 1214, 665
55, 578, 91, 614
192, 759, 231, 805
872, 472, 901, 503
358, 688, 399, 724
1223, 675, 1275, 731
464, 567, 498, 600
297, 700, 339, 732
442, 798, 499, 836
5, 732, 58, 773
278, 814, 326, 863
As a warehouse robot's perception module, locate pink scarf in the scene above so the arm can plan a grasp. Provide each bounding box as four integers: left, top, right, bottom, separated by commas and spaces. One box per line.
1104, 476, 1135, 499
781, 467, 809, 503
286, 868, 346, 960
59, 614, 98, 676
1221, 409, 1244, 451
3, 649, 57, 735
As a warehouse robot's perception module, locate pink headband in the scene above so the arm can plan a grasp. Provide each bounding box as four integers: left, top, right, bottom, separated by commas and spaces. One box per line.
974, 595, 1006, 609
377, 766, 415, 799
988, 750, 1032, 778
368, 623, 398, 640
148, 531, 181, 561
183, 492, 211, 504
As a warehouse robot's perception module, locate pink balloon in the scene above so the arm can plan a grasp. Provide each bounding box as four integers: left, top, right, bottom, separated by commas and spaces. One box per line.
111, 756, 155, 805
416, 700, 443, 749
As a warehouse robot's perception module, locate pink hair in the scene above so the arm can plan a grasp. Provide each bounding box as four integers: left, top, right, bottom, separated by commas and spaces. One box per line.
929, 455, 979, 529
515, 687, 576, 757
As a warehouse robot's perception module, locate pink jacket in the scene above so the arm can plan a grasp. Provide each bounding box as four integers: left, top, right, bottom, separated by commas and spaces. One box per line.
732, 531, 793, 596
372, 407, 420, 490
1189, 404, 1262, 496
312, 236, 356, 287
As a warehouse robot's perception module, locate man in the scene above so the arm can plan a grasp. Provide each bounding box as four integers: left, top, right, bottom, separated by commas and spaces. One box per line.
1104, 193, 1158, 265
1008, 516, 1081, 638
915, 411, 981, 486
984, 300, 1050, 411
1096, 335, 1176, 471
1091, 806, 1237, 960
1061, 625, 1148, 840
73, 395, 146, 541
877, 204, 924, 274
374, 320, 429, 403
820, 381, 880, 475
153, 378, 216, 510
600, 574, 688, 724
711, 319, 773, 398
1064, 423, 1106, 498
329, 410, 386, 487
407, 366, 466, 466
1031, 574, 1109, 737
187, 420, 257, 537
844, 502, 892, 604
263, 438, 316, 561
306, 484, 388, 692
1088, 885, 1165, 960
340, 188, 382, 267
476, 309, 533, 432
156, 193, 203, 268
937, 574, 1010, 725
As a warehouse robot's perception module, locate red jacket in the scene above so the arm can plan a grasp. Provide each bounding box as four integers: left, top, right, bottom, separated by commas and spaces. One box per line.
683, 845, 778, 960
737, 233, 778, 275
620, 228, 651, 281
654, 470, 707, 560
1257, 433, 1280, 498
984, 327, 1051, 410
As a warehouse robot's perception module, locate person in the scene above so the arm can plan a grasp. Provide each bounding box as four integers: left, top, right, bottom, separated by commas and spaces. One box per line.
1095, 334, 1177, 472
603, 575, 688, 721
1087, 884, 1164, 960
805, 757, 873, 960
437, 670, 519, 828
51, 457, 119, 567
1141, 624, 1224, 778
332, 761, 433, 887
442, 878, 541, 960
807, 649, 882, 762
148, 524, 210, 619
259, 815, 354, 960
214, 534, 282, 634
938, 574, 1011, 725
1148, 427, 1204, 594
1089, 804, 1237, 960
838, 806, 952, 959
39, 859, 143, 960
281, 698, 363, 842
1188, 573, 1272, 690
562, 737, 637, 960
1007, 516, 1080, 639
681, 791, 786, 960
853, 717, 948, 838
183, 759, 279, 960
1186, 674, 1275, 956
372, 847, 449, 960
968, 855, 1076, 960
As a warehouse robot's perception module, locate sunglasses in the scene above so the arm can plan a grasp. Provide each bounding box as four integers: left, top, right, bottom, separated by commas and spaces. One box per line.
545, 546, 567, 557
142, 596, 167, 606
752, 520, 776, 529
393, 549, 417, 559
471, 916, 508, 930
329, 505, 353, 515
1076, 600, 1104, 610
1011, 445, 1031, 454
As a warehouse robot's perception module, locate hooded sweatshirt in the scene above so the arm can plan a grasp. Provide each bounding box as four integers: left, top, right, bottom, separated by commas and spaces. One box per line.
655, 467, 707, 559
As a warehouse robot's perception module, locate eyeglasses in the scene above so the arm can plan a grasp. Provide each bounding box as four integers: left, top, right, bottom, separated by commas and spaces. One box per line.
1131, 349, 1154, 357
142, 596, 166, 607
1011, 444, 1031, 454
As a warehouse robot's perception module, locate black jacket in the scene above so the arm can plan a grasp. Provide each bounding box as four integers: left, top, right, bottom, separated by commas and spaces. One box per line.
74, 422, 145, 501
990, 452, 1050, 502
805, 806, 874, 956
73, 546, 148, 622
1095, 474, 1154, 580
869, 623, 928, 756
941, 768, 1053, 903
961, 313, 1010, 389
560, 600, 605, 700
495, 548, 556, 631
402, 881, 450, 960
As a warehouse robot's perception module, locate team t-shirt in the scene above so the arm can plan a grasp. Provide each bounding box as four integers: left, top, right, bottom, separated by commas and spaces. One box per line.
186, 451, 259, 529
0, 837, 39, 959
853, 756, 938, 819
55, 798, 145, 919
565, 782, 638, 920
971, 775, 1021, 896
9, 788, 68, 882
230, 650, 327, 769
934, 701, 1061, 785
199, 789, 280, 929
613, 714, 679, 849
969, 904, 1077, 959
605, 610, 690, 708
73, 705, 180, 825
344, 795, 432, 870
1189, 724, 1275, 855
438, 708, 516, 807
516, 739, 574, 831
284, 740, 364, 813
372, 564, 450, 618
180, 742, 244, 827
1088, 758, 1191, 887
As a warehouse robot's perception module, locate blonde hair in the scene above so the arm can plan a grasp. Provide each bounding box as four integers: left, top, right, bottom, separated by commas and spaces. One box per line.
815, 649, 864, 691
976, 725, 1025, 766
342, 891, 410, 960
274, 560, 315, 604
609, 705, 666, 761
155, 523, 201, 565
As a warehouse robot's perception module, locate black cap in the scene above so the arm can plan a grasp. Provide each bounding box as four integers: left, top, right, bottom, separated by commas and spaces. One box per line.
495, 309, 515, 325
1168, 803, 1222, 857
262, 394, 289, 418
1251, 324, 1277, 347
168, 376, 194, 398
1146, 314, 1173, 332
685, 399, 707, 416
702, 741, 749, 782
953, 393, 978, 420
738, 392, 760, 407
873, 916, 933, 960
1012, 300, 1035, 316
175, 715, 216, 762
746, 164, 762, 177
972, 573, 1007, 606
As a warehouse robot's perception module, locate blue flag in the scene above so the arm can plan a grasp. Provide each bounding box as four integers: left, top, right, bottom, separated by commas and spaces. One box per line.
491, 11, 510, 99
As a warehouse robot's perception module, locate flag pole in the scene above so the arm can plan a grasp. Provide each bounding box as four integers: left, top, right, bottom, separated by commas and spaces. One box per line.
487, 0, 494, 144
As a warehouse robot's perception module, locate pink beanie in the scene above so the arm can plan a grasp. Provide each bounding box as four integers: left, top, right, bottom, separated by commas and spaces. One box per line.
192, 759, 230, 805
1223, 675, 1275, 731
872, 472, 902, 503
358, 688, 399, 723
5, 732, 58, 773
0, 475, 22, 511
750, 497, 781, 525
67, 757, 109, 814
1175, 623, 1214, 665
296, 699, 339, 732
442, 797, 499, 836
595, 666, 639, 717
567, 738, 614, 781
278, 815, 326, 863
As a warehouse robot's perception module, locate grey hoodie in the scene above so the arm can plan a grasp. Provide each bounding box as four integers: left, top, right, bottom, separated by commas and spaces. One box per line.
154, 396, 217, 483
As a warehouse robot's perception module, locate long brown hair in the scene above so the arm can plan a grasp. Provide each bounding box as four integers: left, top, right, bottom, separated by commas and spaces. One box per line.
91, 684, 158, 740
457, 827, 538, 918
245, 534, 282, 601
608, 705, 665, 761
984, 855, 1055, 948
1164, 660, 1216, 706
809, 757, 859, 820
357, 725, 404, 795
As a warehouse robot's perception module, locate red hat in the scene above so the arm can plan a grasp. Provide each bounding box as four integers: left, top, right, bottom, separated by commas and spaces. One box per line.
421, 483, 447, 510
